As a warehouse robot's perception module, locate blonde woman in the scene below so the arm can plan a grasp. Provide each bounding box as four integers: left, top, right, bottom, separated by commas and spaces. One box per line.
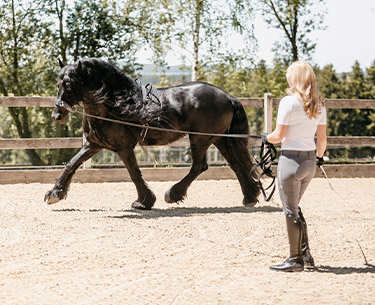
262, 61, 327, 272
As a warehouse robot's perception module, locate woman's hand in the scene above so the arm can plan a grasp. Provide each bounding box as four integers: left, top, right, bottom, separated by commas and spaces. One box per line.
261, 133, 269, 144
316, 156, 324, 167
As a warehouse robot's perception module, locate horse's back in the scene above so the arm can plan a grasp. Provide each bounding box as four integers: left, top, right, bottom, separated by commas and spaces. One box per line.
162, 81, 228, 97
161, 81, 233, 109
160, 82, 235, 133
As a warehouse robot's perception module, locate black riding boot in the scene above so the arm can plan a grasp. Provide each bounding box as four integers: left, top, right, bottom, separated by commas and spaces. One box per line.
299, 207, 315, 269
270, 214, 304, 272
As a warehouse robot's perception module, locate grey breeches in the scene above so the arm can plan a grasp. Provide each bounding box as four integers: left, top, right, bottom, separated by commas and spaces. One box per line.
277, 150, 316, 217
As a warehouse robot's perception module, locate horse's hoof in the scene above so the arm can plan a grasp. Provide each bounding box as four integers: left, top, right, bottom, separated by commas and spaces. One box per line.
44, 190, 63, 204
243, 198, 258, 208
164, 190, 173, 203
164, 189, 185, 204
46, 197, 61, 204
131, 201, 152, 210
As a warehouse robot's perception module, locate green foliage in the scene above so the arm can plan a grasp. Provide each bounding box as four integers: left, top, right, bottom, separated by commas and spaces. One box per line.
258, 0, 326, 64
204, 58, 375, 147
148, 0, 256, 81
205, 59, 288, 98
315, 61, 375, 161
0, 0, 374, 166
315, 61, 375, 137
0, 0, 150, 165
365, 60, 375, 98
66, 0, 140, 74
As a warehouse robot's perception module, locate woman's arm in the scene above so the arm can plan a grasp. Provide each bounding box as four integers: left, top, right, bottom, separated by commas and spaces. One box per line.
316, 124, 327, 158
266, 124, 288, 144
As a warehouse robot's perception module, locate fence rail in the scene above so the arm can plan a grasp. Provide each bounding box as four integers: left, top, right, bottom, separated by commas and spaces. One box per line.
1, 95, 375, 182
3, 96, 375, 108
2, 136, 375, 150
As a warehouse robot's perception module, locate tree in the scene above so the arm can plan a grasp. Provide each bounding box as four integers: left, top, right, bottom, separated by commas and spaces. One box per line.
339, 62, 375, 159
345, 61, 367, 99
0, 0, 183, 166
267, 58, 288, 97
258, 0, 326, 64
364, 60, 375, 99
152, 0, 256, 81
320, 61, 375, 138
0, 0, 85, 166
343, 61, 374, 135
316, 64, 342, 99
0, 0, 51, 165
43, 0, 69, 64
66, 0, 141, 74
315, 64, 343, 139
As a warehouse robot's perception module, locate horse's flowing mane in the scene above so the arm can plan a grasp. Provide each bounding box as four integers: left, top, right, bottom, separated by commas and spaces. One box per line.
79, 58, 171, 128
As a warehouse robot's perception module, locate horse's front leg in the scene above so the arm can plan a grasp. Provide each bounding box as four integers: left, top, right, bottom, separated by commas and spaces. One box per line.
44, 142, 101, 204
117, 148, 156, 210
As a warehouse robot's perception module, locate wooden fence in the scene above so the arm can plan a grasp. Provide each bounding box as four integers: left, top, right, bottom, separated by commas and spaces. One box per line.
1, 95, 375, 184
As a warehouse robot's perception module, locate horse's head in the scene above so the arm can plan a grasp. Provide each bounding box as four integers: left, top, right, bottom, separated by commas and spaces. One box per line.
52, 59, 84, 124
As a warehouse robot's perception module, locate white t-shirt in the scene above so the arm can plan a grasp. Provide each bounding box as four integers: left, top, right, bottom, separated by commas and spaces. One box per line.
276, 94, 327, 151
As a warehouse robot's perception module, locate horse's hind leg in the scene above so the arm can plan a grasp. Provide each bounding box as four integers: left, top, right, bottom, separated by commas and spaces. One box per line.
165, 136, 212, 203
117, 148, 156, 210
214, 138, 260, 207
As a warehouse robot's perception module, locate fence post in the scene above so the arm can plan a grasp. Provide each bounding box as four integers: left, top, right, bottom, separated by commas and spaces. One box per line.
264, 93, 273, 133
82, 109, 91, 169
82, 134, 92, 169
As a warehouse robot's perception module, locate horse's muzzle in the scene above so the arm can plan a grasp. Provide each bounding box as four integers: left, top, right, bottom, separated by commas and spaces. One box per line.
52, 99, 69, 124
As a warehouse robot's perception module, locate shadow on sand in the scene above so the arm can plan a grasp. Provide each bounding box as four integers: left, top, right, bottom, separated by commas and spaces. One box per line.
109, 205, 283, 219
315, 263, 375, 274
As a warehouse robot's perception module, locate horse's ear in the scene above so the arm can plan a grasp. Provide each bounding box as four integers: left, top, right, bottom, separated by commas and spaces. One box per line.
75, 60, 82, 73
58, 58, 65, 68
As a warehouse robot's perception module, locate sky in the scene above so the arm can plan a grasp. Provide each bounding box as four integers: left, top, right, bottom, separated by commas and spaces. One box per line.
311, 0, 375, 72
142, 0, 375, 73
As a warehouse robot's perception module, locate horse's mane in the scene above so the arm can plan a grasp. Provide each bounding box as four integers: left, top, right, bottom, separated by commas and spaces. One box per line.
79, 58, 171, 128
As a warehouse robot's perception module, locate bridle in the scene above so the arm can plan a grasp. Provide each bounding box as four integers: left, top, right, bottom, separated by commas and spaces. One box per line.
55, 99, 78, 113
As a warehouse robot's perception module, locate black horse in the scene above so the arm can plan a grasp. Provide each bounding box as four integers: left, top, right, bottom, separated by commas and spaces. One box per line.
45, 58, 260, 209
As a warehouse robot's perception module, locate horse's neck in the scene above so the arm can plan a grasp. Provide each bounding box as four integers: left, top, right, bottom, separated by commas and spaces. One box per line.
122, 74, 137, 90
93, 72, 140, 101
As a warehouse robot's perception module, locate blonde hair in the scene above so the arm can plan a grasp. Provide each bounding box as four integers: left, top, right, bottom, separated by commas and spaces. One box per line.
286, 61, 324, 119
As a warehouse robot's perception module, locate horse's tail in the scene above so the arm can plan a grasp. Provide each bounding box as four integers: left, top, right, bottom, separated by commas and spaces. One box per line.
226, 96, 255, 172
228, 96, 250, 138
214, 96, 260, 203
226, 96, 260, 202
